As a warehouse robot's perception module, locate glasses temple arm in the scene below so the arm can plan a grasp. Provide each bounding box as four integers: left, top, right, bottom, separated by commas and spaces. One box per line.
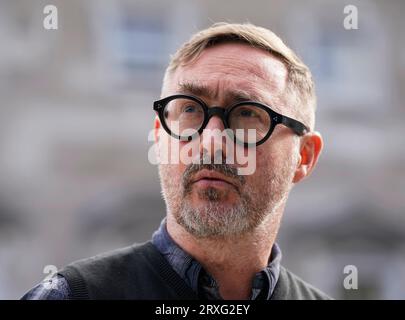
281, 116, 309, 136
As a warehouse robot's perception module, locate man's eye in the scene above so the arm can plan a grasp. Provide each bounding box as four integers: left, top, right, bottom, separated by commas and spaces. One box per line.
182, 105, 197, 113
238, 109, 257, 117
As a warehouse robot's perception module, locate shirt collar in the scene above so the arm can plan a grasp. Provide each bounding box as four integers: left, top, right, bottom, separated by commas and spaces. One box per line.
152, 218, 282, 300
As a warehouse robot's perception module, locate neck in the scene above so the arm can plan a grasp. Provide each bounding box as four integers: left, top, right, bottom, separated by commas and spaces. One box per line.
166, 205, 284, 300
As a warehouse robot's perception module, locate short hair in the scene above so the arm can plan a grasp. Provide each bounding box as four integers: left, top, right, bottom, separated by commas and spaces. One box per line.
163, 22, 316, 130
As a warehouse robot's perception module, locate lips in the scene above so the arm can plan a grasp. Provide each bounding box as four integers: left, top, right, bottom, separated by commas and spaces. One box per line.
192, 169, 238, 190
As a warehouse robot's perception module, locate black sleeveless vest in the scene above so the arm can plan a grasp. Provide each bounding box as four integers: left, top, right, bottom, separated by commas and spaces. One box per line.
58, 242, 331, 300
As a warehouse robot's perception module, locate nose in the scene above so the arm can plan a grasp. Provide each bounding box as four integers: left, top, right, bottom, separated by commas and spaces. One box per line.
199, 112, 229, 163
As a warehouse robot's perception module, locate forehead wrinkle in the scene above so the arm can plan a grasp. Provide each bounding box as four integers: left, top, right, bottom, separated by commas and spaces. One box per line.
177, 79, 285, 113
178, 79, 267, 104
200, 51, 286, 90
173, 51, 288, 111
211, 53, 289, 107
169, 43, 288, 90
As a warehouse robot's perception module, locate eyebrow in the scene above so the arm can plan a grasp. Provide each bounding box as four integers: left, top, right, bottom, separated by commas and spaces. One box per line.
177, 81, 266, 105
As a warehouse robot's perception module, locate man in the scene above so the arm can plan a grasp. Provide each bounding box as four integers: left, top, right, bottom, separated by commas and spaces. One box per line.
22, 22, 328, 300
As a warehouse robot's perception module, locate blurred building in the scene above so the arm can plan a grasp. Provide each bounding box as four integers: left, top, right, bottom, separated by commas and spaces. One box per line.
0, 0, 404, 299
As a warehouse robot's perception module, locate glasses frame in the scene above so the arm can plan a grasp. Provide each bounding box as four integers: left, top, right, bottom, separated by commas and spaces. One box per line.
153, 94, 309, 147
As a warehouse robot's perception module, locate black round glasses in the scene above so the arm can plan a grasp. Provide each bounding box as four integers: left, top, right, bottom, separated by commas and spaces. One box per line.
153, 94, 309, 147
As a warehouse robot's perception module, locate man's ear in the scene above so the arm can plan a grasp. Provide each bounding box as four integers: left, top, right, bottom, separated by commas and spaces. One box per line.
154, 116, 160, 143
153, 116, 161, 162
293, 131, 323, 183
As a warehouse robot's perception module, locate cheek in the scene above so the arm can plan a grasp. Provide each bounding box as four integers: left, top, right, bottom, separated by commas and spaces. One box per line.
243, 146, 287, 191
254, 142, 289, 175
159, 164, 184, 195
254, 146, 272, 171
163, 138, 189, 175
237, 147, 268, 188
158, 133, 185, 165
157, 136, 185, 181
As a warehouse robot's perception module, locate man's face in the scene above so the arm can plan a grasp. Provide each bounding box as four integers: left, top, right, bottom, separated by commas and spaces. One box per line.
157, 43, 300, 238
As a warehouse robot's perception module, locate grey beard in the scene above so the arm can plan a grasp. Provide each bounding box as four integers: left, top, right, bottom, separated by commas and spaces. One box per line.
177, 187, 256, 238
158, 151, 295, 239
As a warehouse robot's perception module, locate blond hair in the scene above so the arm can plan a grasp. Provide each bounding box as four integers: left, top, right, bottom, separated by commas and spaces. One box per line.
163, 22, 316, 130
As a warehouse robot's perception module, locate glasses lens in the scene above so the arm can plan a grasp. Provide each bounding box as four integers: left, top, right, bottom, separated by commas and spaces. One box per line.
163, 98, 205, 137
228, 104, 272, 144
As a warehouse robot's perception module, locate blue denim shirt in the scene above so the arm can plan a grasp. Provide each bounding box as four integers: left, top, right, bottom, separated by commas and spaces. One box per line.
21, 218, 282, 300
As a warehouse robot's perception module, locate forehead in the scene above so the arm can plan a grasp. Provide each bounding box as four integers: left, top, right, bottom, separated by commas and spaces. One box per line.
166, 43, 288, 107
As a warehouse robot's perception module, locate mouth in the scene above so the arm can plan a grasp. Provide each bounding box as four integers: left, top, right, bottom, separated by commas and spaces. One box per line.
191, 169, 238, 190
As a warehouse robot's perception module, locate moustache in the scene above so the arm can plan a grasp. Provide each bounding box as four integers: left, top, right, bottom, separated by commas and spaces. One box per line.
182, 153, 246, 193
